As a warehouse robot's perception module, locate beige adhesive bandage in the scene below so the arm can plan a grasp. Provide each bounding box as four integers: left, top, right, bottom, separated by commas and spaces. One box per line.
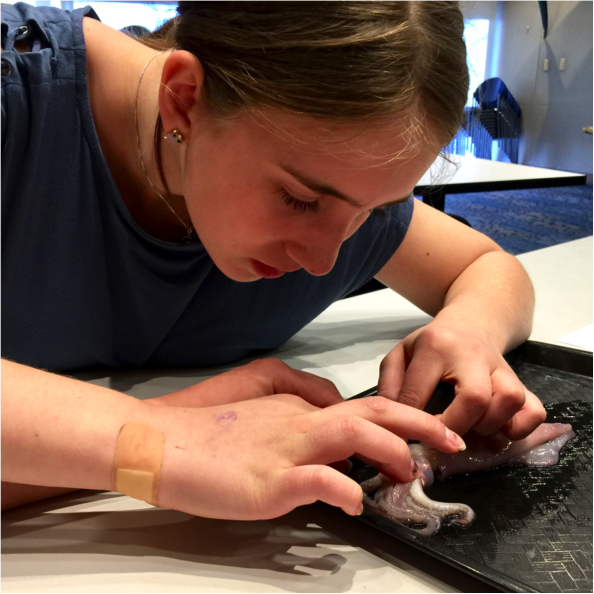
113, 423, 164, 506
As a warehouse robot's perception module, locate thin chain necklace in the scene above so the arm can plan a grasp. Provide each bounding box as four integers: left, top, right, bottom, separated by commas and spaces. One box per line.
134, 52, 196, 244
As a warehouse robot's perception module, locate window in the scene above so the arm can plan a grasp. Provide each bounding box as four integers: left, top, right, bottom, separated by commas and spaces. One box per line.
2, 1, 177, 32
72, 1, 177, 32
2, 0, 63, 5
464, 18, 490, 106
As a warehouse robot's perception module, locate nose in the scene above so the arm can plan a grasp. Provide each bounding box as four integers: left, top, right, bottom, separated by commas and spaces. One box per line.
286, 214, 366, 276
287, 239, 341, 276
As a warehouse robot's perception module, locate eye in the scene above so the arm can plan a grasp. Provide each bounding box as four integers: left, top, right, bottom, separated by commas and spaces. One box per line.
277, 189, 321, 213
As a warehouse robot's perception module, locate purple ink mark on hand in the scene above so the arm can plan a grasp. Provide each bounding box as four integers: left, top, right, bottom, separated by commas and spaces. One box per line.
214, 411, 238, 426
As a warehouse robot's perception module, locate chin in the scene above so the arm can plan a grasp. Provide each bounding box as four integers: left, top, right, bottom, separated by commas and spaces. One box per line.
213, 259, 260, 283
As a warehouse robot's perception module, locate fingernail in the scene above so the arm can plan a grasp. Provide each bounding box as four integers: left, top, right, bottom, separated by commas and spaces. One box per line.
410, 460, 418, 475
346, 459, 353, 474
355, 503, 364, 516
446, 428, 466, 451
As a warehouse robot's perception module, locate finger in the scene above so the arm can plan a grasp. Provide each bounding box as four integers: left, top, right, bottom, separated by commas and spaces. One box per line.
268, 361, 344, 407
438, 366, 493, 436
350, 396, 465, 452
278, 465, 364, 516
394, 350, 444, 411
303, 416, 415, 482
377, 343, 407, 400
471, 367, 526, 435
499, 389, 547, 440
301, 396, 464, 464
351, 452, 423, 483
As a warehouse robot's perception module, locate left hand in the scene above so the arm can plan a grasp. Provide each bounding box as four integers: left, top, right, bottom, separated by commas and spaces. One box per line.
377, 321, 547, 440
149, 358, 344, 409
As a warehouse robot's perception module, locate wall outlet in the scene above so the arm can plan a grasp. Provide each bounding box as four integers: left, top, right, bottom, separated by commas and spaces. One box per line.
559, 57, 567, 71
544, 58, 550, 71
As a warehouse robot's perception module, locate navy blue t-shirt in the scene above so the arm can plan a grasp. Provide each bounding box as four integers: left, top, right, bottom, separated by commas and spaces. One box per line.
1, 2, 414, 371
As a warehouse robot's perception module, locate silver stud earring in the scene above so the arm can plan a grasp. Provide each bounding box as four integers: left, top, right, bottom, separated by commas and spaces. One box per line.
164, 129, 184, 144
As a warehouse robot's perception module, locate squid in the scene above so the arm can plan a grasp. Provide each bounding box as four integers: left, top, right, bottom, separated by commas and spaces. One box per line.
361, 423, 575, 535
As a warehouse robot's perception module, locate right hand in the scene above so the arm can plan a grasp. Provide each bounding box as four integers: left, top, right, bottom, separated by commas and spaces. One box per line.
149, 394, 466, 520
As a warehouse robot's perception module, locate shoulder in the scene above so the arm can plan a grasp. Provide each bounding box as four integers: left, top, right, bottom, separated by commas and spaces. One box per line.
83, 15, 147, 75
1, 3, 88, 131
83, 14, 129, 53
353, 199, 414, 258
1, 4, 101, 201
83, 14, 153, 116
317, 200, 414, 299
375, 198, 501, 311
1, 2, 99, 84
2, 2, 99, 49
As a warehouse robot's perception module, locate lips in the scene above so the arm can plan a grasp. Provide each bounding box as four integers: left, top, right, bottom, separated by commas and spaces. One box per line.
252, 260, 286, 279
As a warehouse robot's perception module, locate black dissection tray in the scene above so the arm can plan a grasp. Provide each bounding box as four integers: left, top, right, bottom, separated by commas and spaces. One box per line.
347, 341, 593, 593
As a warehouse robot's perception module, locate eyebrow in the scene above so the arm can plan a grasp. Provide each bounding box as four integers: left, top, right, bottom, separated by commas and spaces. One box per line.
279, 165, 412, 209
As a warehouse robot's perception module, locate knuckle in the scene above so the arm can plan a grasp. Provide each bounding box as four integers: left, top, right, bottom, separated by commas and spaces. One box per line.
282, 468, 308, 498
363, 396, 391, 415
534, 404, 547, 424
253, 357, 284, 371
277, 392, 303, 406
378, 355, 393, 373
247, 358, 267, 371
321, 376, 339, 391
335, 415, 366, 440
502, 387, 526, 410
506, 407, 547, 441
304, 465, 336, 491
505, 424, 530, 441
396, 389, 423, 409
460, 386, 490, 411
419, 325, 455, 351
265, 357, 284, 370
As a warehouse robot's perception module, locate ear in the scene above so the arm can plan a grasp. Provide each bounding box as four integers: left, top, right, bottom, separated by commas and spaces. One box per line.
159, 50, 205, 139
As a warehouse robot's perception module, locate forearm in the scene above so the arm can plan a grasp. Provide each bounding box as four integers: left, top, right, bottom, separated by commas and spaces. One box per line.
1, 482, 77, 511
435, 251, 534, 353
1, 359, 154, 490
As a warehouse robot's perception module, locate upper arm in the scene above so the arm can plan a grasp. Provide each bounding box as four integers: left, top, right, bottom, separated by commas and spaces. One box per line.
375, 198, 503, 315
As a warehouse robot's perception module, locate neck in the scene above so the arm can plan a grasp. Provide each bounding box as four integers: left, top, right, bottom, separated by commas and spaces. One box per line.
84, 19, 192, 242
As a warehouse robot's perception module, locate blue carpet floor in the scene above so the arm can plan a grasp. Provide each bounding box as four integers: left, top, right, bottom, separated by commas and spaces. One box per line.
445, 184, 593, 255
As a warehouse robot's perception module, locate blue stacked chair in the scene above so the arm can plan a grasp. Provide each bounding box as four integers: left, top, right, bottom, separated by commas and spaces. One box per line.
445, 78, 522, 163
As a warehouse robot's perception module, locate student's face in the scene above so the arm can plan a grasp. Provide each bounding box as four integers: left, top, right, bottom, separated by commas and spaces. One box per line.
182, 111, 438, 282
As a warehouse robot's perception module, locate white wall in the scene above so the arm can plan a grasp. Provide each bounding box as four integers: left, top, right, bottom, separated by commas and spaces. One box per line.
460, 0, 498, 20
485, 1, 592, 174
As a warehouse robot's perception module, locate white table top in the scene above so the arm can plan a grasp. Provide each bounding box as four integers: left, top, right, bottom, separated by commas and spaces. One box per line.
2, 237, 592, 593
417, 155, 586, 189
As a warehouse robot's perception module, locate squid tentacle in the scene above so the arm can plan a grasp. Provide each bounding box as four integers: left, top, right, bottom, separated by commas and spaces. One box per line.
361, 423, 574, 536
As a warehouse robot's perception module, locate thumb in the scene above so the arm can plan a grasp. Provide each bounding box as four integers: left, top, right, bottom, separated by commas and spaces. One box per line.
277, 465, 363, 516
274, 367, 344, 408
377, 342, 407, 401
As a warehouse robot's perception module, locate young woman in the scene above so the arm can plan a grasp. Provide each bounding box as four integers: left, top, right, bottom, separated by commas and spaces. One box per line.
1, 1, 545, 516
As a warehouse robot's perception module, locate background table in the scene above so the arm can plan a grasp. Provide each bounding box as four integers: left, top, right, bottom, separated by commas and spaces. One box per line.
416, 155, 587, 212
2, 237, 592, 593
